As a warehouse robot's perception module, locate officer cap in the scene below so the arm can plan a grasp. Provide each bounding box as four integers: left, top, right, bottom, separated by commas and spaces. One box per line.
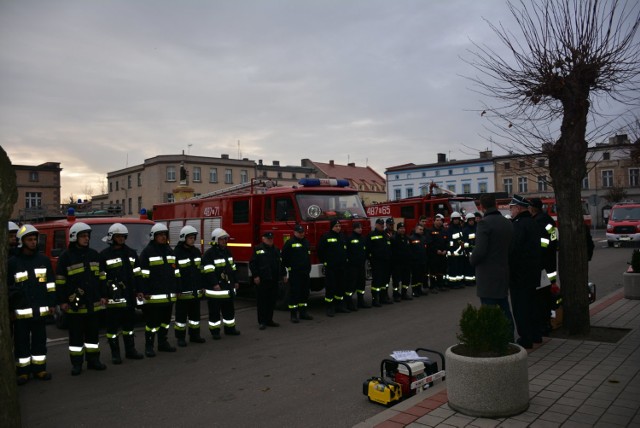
293, 224, 304, 233
396, 222, 405, 229
529, 198, 543, 210
385, 217, 394, 225
375, 218, 385, 225
509, 194, 530, 207
262, 231, 274, 239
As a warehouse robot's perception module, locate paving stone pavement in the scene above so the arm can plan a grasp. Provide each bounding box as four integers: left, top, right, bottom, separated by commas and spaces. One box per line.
355, 289, 640, 428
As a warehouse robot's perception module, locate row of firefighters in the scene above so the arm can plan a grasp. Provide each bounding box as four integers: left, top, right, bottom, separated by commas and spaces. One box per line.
5, 206, 550, 385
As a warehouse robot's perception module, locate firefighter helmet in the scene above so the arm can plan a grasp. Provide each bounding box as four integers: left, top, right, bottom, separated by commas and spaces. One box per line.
69, 222, 91, 242
103, 223, 129, 244
17, 224, 38, 248
465, 212, 476, 221
8, 221, 19, 232
178, 225, 198, 242
149, 223, 169, 240
211, 228, 230, 244
450, 211, 462, 220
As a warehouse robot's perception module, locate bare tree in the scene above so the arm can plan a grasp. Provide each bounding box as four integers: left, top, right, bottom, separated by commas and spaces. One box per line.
0, 147, 20, 427
467, 0, 640, 334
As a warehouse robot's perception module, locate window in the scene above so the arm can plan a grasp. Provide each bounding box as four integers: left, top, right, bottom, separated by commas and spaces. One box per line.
447, 184, 456, 193
537, 175, 548, 192
603, 152, 610, 160
422, 172, 426, 177
29, 171, 39, 182
192, 167, 201, 182
582, 176, 589, 190
262, 171, 268, 178
503, 178, 513, 194
209, 168, 218, 183
519, 161, 525, 168
406, 173, 411, 179
277, 172, 283, 179
478, 182, 487, 193
137, 196, 142, 213
480, 166, 485, 172
137, 173, 142, 187
166, 166, 176, 182
274, 197, 295, 221
263, 197, 272, 222
406, 188, 414, 198
435, 171, 440, 176
292, 173, 297, 179
462, 183, 471, 194
164, 193, 175, 203
630, 168, 639, 187
395, 175, 399, 180
463, 167, 469, 174
128, 198, 132, 215
240, 169, 248, 184
109, 182, 113, 192
127, 175, 132, 189
394, 189, 401, 200
537, 158, 546, 167
25, 192, 42, 208
601, 170, 613, 188
116, 181, 119, 191
504, 162, 511, 170
448, 169, 453, 175
518, 177, 528, 193
225, 169, 233, 184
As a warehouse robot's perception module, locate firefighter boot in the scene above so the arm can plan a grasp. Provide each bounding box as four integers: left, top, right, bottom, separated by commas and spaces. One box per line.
224, 326, 241, 336
211, 329, 221, 340
346, 295, 358, 312
108, 337, 122, 365
357, 293, 371, 309
380, 290, 394, 304
393, 289, 402, 303
176, 330, 187, 348
371, 291, 382, 307
299, 307, 314, 320
326, 301, 335, 317
290, 309, 299, 323
189, 329, 206, 344
86, 354, 107, 371
402, 287, 413, 300
145, 331, 156, 358
335, 300, 350, 314
157, 329, 177, 352
123, 335, 144, 360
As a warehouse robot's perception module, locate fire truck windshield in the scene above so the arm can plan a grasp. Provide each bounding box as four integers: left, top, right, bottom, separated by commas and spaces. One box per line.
296, 193, 367, 221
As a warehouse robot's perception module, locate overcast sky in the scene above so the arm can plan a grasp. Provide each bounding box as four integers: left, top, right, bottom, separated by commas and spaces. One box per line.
0, 0, 563, 199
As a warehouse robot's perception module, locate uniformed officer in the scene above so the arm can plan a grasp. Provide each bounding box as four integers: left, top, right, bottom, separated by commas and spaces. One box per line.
139, 223, 179, 357
446, 212, 465, 289
202, 228, 241, 339
8, 225, 56, 384
282, 224, 314, 322
173, 225, 206, 347
99, 223, 144, 364
426, 214, 449, 293
408, 224, 428, 298
367, 218, 393, 306
391, 222, 411, 301
318, 219, 349, 316
250, 231, 286, 329
56, 222, 108, 375
346, 222, 370, 309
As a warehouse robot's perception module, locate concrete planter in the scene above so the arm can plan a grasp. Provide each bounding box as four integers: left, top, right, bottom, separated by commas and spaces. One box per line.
445, 344, 529, 418
623, 272, 640, 300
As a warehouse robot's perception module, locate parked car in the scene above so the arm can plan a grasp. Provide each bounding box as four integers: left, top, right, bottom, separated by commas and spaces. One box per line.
606, 202, 640, 247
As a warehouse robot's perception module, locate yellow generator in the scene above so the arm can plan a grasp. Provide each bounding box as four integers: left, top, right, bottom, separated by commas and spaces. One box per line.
362, 359, 404, 406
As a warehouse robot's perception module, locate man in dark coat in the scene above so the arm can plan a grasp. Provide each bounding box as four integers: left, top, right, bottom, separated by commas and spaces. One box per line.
470, 194, 514, 340
508, 194, 542, 349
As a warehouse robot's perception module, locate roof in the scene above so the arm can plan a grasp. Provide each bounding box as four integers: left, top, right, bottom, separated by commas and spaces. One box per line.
302, 159, 385, 189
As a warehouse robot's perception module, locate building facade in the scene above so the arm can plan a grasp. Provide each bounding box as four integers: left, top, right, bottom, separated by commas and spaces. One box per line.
256, 159, 316, 186
11, 162, 62, 221
385, 152, 495, 201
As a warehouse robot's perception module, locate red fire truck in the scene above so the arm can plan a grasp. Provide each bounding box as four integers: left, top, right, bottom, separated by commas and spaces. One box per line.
151, 178, 370, 289
365, 183, 478, 232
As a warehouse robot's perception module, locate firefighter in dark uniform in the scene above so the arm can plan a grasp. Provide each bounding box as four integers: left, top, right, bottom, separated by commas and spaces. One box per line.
446, 212, 465, 289
202, 228, 241, 339
56, 222, 108, 376
8, 221, 20, 257
367, 218, 393, 306
385, 217, 395, 239
8, 225, 56, 384
173, 225, 206, 347
318, 219, 349, 317
99, 223, 144, 364
391, 222, 411, 301
282, 224, 314, 322
462, 212, 478, 287
408, 224, 428, 298
426, 214, 449, 293
346, 222, 370, 309
529, 198, 558, 337
250, 231, 286, 330
139, 223, 179, 357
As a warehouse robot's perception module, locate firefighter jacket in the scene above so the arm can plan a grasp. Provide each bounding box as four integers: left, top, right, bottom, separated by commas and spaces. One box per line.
318, 230, 347, 268
391, 233, 411, 266
281, 236, 311, 274
56, 244, 107, 313
174, 243, 204, 298
367, 229, 391, 262
99, 244, 141, 308
346, 231, 366, 267
426, 226, 448, 256
249, 243, 285, 281
202, 244, 236, 299
8, 250, 56, 319
462, 223, 477, 254
139, 241, 180, 303
447, 222, 465, 256
408, 232, 427, 265
532, 212, 558, 282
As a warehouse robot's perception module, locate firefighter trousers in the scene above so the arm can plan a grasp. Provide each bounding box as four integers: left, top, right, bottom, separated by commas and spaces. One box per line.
346, 264, 365, 296
256, 279, 278, 325
67, 311, 101, 367
288, 270, 310, 310
14, 316, 48, 376
174, 298, 201, 339
207, 298, 236, 332
143, 302, 173, 340
105, 306, 136, 338
323, 265, 345, 303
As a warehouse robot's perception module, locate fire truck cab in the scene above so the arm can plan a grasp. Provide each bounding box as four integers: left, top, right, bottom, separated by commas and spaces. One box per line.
151, 178, 370, 290
365, 183, 477, 232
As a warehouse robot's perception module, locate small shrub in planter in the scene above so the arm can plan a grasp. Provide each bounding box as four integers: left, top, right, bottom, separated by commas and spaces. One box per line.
454, 304, 517, 357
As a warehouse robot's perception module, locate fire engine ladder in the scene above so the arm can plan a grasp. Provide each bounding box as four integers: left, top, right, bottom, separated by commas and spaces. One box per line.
191, 178, 277, 199
421, 182, 457, 197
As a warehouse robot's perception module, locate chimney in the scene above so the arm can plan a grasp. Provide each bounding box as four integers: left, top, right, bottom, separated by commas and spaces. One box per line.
609, 134, 629, 145
221, 154, 229, 159
258, 159, 263, 166
479, 150, 493, 159
348, 162, 355, 167
437, 153, 447, 163
273, 160, 280, 166
329, 160, 334, 167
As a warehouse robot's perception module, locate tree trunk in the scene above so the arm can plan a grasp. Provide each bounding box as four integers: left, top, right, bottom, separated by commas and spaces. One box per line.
548, 98, 591, 335
0, 146, 20, 427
